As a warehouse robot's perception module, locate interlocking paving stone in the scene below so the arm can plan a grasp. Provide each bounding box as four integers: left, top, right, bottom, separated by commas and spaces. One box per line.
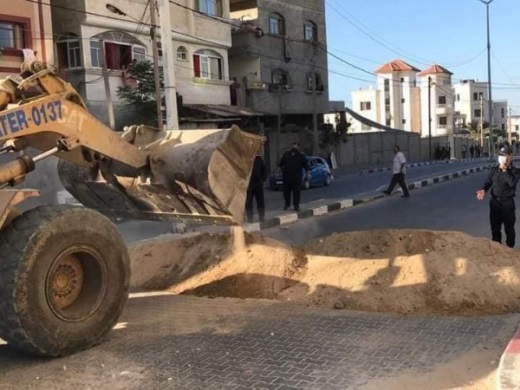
0, 294, 518, 390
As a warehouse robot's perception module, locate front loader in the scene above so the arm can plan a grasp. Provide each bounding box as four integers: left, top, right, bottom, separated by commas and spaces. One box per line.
0, 61, 262, 357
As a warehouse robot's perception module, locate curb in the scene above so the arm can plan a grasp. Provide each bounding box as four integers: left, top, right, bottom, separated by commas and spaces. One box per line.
360, 158, 491, 175
499, 326, 520, 389
242, 163, 494, 233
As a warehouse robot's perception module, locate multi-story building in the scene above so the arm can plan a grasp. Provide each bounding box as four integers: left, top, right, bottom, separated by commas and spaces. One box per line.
349, 59, 421, 133
349, 59, 510, 140
418, 64, 454, 138
49, 0, 235, 128
228, 0, 329, 122
0, 0, 54, 77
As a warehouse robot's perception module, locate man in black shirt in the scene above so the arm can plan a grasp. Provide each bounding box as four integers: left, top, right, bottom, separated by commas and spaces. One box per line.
477, 146, 520, 247
278, 142, 310, 212
246, 154, 267, 222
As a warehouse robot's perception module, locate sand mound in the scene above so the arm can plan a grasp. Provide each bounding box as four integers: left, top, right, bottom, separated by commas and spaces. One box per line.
129, 229, 520, 316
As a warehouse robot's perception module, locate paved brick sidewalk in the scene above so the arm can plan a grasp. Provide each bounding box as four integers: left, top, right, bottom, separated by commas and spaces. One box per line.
499, 327, 520, 389
1, 294, 518, 390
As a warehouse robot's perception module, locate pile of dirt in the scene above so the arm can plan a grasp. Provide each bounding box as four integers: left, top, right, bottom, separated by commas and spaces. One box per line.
129, 229, 520, 316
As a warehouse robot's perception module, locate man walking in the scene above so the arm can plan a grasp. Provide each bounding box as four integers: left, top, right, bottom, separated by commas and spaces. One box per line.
383, 145, 410, 198
278, 142, 310, 212
245, 154, 266, 223
476, 146, 520, 248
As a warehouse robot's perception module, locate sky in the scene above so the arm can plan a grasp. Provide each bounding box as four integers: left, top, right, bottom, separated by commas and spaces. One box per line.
325, 0, 520, 115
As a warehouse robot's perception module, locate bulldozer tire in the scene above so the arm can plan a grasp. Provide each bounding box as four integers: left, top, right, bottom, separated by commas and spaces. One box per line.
0, 205, 130, 357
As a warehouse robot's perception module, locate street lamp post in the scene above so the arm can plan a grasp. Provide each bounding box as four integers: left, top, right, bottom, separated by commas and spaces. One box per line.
478, 0, 495, 157
428, 76, 433, 161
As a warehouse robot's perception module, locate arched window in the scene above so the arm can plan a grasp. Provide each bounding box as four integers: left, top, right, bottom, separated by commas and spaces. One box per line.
177, 46, 188, 61
89, 31, 146, 70
193, 49, 223, 80
56, 33, 81, 69
268, 13, 285, 35
303, 21, 317, 41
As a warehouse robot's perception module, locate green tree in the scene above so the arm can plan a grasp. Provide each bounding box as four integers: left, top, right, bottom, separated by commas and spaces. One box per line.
116, 60, 161, 124
466, 120, 489, 144
319, 113, 350, 153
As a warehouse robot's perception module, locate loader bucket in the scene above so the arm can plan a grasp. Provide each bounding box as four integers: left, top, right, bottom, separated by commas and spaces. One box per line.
58, 125, 263, 225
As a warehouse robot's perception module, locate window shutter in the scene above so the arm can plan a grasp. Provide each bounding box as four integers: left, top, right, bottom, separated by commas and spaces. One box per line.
193, 54, 200, 77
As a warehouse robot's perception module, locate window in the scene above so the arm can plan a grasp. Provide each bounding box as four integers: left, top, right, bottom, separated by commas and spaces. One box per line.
90, 40, 101, 68
474, 109, 482, 118
269, 13, 285, 35
386, 118, 391, 126
402, 119, 406, 124
516, 125, 519, 131
0, 21, 26, 49
439, 116, 448, 126
501, 108, 505, 118
193, 49, 222, 80
177, 46, 188, 61
384, 79, 390, 92
360, 101, 371, 111
502, 124, 505, 130
438, 96, 446, 105
473, 92, 479, 101
401, 98, 405, 103
385, 98, 390, 105
303, 21, 317, 41
456, 94, 460, 101
271, 69, 288, 86
198, 0, 221, 16
57, 33, 81, 69
306, 72, 324, 91
90, 32, 146, 70
400, 77, 405, 83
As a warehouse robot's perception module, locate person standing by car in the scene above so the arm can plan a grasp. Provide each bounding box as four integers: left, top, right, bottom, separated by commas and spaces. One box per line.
383, 145, 410, 198
245, 154, 266, 223
278, 142, 310, 212
476, 146, 520, 248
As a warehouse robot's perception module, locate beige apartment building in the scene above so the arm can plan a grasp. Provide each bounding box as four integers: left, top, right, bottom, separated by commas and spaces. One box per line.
49, 0, 239, 128
0, 0, 54, 77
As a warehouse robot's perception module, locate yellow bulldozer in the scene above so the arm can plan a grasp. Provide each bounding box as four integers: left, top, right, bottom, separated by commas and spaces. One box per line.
0, 61, 262, 357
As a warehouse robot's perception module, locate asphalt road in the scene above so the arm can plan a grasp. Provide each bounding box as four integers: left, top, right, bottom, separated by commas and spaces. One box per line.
118, 161, 494, 244
263, 171, 494, 246
263, 159, 493, 209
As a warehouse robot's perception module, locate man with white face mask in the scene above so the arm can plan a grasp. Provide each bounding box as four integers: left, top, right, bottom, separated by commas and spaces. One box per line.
477, 146, 520, 247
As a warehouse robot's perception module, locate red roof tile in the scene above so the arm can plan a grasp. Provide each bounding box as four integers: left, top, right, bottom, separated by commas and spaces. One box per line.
374, 59, 421, 74
418, 64, 453, 76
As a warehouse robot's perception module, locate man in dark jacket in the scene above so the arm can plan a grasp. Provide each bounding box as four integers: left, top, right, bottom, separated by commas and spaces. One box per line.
246, 154, 267, 222
476, 146, 520, 247
278, 142, 310, 212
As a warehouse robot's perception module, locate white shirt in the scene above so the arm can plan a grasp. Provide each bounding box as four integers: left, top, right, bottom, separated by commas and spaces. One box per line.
392, 151, 407, 174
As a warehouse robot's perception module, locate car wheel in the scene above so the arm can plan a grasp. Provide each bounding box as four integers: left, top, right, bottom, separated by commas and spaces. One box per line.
324, 174, 331, 186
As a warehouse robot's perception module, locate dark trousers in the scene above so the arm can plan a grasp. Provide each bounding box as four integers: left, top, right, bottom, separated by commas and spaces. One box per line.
386, 173, 410, 196
246, 184, 265, 222
283, 176, 301, 210
490, 198, 516, 248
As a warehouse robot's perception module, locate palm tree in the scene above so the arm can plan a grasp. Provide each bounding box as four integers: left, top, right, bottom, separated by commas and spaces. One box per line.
466, 120, 489, 145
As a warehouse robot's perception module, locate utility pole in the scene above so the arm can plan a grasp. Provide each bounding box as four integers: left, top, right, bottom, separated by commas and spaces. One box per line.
479, 0, 495, 156
149, 0, 164, 130
99, 38, 115, 130
276, 83, 282, 165
508, 107, 512, 145
428, 76, 432, 161
311, 64, 319, 155
157, 0, 179, 130
480, 93, 484, 149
